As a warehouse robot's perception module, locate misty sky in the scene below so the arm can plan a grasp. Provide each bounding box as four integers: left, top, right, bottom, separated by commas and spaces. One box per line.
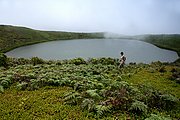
0, 0, 180, 35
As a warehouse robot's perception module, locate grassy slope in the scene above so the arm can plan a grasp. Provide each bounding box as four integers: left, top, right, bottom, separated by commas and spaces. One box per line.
0, 58, 179, 119
0, 25, 104, 52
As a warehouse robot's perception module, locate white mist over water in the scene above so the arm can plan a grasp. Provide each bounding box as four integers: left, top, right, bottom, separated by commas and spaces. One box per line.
0, 0, 180, 35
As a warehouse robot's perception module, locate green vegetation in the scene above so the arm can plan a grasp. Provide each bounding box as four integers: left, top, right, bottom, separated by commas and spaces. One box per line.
0, 25, 180, 119
0, 53, 7, 67
0, 25, 104, 52
0, 56, 179, 119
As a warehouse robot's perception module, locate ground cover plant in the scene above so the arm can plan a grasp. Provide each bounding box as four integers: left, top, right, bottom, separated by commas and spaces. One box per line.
0, 56, 179, 119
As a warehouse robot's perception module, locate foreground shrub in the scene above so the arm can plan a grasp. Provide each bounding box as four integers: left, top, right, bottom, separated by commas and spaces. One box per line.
137, 84, 179, 111
145, 114, 171, 120
95, 105, 112, 117
158, 66, 166, 73
0, 76, 12, 89
88, 58, 117, 65
16, 82, 28, 90
0, 85, 4, 93
129, 100, 148, 115
169, 69, 180, 84
69, 58, 86, 65
0, 80, 9, 89
0, 53, 7, 67
160, 94, 179, 110
31, 57, 44, 65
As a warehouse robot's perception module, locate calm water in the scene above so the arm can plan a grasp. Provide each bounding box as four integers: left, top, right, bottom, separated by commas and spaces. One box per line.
5, 39, 179, 63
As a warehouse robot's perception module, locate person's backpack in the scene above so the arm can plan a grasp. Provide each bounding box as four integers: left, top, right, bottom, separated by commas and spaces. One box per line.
123, 56, 126, 61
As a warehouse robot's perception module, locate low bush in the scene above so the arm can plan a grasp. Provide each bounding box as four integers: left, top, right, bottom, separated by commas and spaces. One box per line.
145, 114, 171, 120
88, 58, 117, 65
69, 58, 86, 65
129, 100, 148, 115
31, 57, 44, 65
0, 53, 7, 67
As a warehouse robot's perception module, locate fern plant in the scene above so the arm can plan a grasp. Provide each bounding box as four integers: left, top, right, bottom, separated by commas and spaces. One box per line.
16, 82, 28, 90
129, 100, 148, 114
81, 98, 95, 112
29, 79, 40, 90
95, 105, 112, 117
145, 114, 171, 120
0, 79, 9, 88
109, 81, 122, 90
86, 89, 101, 100
160, 94, 179, 110
64, 91, 82, 105
0, 85, 4, 93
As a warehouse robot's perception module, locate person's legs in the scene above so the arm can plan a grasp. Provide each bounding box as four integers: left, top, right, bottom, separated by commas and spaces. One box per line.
119, 63, 124, 68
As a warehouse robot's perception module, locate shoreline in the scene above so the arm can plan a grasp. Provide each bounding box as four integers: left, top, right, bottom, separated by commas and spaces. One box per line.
138, 40, 180, 57
4, 38, 179, 63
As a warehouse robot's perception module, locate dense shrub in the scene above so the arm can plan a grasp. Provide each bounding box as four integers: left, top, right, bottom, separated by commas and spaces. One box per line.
0, 53, 7, 67
88, 58, 117, 65
16, 82, 28, 90
129, 101, 148, 115
137, 84, 179, 110
158, 66, 166, 73
145, 114, 171, 120
8, 58, 31, 66
31, 57, 44, 65
0, 75, 12, 89
160, 94, 179, 110
0, 80, 9, 89
69, 58, 86, 65
169, 68, 180, 84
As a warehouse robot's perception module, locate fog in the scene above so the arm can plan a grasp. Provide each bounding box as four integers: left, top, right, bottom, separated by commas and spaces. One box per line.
0, 0, 180, 35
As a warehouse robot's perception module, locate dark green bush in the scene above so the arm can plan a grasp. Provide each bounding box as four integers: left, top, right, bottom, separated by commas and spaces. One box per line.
88, 58, 117, 65
31, 57, 44, 65
88, 58, 118, 65
129, 100, 148, 115
0, 53, 7, 67
0, 80, 9, 89
12, 73, 31, 83
69, 58, 86, 65
138, 84, 179, 110
159, 66, 166, 73
160, 94, 179, 110
101, 58, 117, 65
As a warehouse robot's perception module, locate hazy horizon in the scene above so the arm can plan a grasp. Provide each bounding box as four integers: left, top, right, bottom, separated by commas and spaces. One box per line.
0, 0, 180, 35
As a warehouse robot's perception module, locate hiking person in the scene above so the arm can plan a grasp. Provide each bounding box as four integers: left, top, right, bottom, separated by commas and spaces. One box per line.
119, 52, 126, 68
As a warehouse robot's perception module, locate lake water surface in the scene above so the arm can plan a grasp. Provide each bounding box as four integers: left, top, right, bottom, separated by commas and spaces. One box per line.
5, 39, 179, 63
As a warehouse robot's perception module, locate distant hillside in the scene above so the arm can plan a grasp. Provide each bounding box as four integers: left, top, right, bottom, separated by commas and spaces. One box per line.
104, 33, 180, 56
0, 25, 104, 52
1, 25, 180, 56
131, 34, 180, 56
